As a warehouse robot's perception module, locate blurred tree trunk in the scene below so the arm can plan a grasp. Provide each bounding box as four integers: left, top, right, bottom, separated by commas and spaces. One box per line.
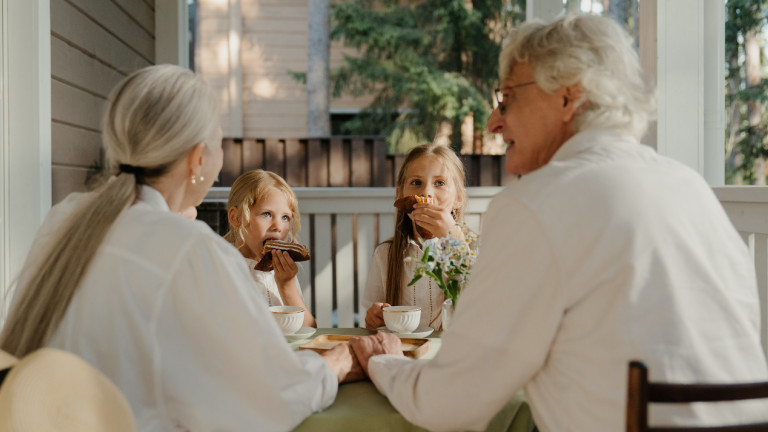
307, 0, 331, 137
745, 27, 764, 183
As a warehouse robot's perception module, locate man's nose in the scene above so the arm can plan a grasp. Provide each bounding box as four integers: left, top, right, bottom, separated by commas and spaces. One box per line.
486, 106, 503, 134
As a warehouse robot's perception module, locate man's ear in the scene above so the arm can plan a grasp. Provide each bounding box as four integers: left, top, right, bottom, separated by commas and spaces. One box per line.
228, 206, 241, 229
186, 142, 206, 177
562, 81, 586, 122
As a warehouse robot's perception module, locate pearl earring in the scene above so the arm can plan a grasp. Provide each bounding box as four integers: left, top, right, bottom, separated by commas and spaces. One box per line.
190, 175, 204, 185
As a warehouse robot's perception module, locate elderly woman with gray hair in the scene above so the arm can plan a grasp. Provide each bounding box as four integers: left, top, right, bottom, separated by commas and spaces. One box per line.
350, 14, 768, 431
1, 65, 362, 431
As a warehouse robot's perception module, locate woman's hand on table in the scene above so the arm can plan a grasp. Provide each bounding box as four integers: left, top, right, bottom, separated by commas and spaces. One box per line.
320, 343, 365, 383
364, 302, 390, 330
349, 332, 403, 376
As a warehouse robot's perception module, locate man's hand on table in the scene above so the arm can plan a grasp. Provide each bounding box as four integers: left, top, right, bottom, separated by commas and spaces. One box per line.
349, 332, 404, 376
320, 343, 366, 383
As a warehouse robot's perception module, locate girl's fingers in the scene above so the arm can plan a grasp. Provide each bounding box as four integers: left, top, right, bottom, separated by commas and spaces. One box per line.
273, 251, 297, 275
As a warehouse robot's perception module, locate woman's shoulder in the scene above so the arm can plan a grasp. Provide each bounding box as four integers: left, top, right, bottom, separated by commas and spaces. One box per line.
115, 207, 243, 263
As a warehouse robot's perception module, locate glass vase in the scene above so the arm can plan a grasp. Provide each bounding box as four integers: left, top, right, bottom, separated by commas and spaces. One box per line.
441, 298, 455, 331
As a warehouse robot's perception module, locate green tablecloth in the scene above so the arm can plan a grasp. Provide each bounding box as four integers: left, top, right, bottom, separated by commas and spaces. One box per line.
291, 328, 535, 432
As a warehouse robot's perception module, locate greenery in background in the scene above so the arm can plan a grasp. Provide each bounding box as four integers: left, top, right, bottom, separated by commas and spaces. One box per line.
725, 0, 768, 184
329, 0, 524, 153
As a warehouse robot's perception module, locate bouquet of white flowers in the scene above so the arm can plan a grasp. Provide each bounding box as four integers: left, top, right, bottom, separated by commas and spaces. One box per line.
406, 230, 479, 307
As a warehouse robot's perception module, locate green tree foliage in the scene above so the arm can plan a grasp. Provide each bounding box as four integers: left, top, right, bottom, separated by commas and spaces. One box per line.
725, 0, 768, 184
329, 0, 524, 153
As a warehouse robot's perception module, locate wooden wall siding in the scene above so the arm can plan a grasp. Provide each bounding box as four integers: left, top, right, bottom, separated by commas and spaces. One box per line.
218, 137, 516, 188
51, 0, 155, 203
196, 0, 375, 139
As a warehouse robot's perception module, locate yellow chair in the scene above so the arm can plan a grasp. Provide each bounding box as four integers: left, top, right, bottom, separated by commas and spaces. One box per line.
0, 348, 136, 432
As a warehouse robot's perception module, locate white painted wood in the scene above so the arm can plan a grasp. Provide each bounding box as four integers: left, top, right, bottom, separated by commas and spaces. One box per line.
51, 79, 106, 131
754, 233, 768, 353
67, 0, 154, 60
51, 35, 126, 98
1, 0, 6, 320
465, 214, 481, 234
51, 122, 102, 167
526, 0, 562, 22
715, 186, 768, 356
642, 0, 724, 186
378, 214, 395, 245
336, 214, 355, 327
51, 0, 151, 73
313, 214, 333, 327
356, 214, 375, 327
703, 1, 725, 186
297, 211, 312, 309
1, 0, 51, 320
113, 0, 155, 35
155, 0, 188, 66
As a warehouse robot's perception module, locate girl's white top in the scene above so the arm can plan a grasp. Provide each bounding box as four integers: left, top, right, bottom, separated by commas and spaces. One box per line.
362, 241, 446, 330
244, 258, 304, 307
15, 185, 336, 432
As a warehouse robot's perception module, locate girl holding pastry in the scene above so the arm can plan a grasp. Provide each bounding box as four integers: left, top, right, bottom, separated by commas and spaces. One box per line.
362, 143, 471, 331
225, 169, 316, 328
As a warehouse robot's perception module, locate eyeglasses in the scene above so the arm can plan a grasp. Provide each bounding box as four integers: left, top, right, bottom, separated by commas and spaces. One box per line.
494, 81, 537, 110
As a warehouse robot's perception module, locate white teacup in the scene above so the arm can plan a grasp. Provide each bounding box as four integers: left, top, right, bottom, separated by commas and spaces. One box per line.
269, 305, 304, 335
382, 306, 421, 333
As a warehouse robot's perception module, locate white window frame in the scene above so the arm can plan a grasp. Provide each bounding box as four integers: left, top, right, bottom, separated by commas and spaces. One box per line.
1, 0, 51, 320
156, 0, 190, 67
528, 0, 725, 186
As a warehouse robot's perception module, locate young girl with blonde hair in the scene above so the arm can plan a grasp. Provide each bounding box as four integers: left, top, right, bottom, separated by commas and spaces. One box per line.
362, 143, 470, 331
225, 169, 316, 327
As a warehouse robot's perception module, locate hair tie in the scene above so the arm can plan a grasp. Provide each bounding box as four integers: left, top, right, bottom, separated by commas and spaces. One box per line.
118, 164, 146, 176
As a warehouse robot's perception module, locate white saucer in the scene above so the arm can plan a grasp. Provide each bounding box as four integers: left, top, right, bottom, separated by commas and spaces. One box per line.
377, 325, 434, 338
285, 326, 316, 342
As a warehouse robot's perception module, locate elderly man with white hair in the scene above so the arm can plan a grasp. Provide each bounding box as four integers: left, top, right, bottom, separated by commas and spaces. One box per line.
350, 14, 768, 432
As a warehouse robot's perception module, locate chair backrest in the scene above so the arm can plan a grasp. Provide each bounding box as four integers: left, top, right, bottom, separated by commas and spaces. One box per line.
626, 360, 768, 432
0, 348, 136, 432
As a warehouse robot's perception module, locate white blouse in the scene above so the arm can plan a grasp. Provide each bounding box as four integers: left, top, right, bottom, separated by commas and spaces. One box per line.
17, 186, 337, 432
362, 241, 446, 330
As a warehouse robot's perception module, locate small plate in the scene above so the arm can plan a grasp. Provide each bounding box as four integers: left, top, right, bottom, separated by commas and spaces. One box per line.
285, 326, 316, 342
377, 325, 434, 338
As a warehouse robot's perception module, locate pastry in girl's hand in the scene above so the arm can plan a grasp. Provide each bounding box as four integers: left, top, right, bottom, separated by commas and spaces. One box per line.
393, 195, 436, 213
393, 195, 437, 239
254, 239, 310, 272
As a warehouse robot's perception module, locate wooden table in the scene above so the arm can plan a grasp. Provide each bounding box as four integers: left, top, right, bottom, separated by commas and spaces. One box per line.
290, 328, 535, 432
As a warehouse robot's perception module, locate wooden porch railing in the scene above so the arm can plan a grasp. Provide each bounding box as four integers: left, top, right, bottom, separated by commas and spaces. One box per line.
201, 186, 500, 328
201, 185, 768, 357
218, 137, 517, 188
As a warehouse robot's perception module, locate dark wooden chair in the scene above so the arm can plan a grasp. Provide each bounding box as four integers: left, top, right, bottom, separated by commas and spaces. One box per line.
626, 361, 768, 432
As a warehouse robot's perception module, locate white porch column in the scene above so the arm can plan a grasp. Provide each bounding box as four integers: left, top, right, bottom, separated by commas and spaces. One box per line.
640, 0, 724, 186
526, 0, 562, 22
1, 0, 52, 319
156, 0, 190, 67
